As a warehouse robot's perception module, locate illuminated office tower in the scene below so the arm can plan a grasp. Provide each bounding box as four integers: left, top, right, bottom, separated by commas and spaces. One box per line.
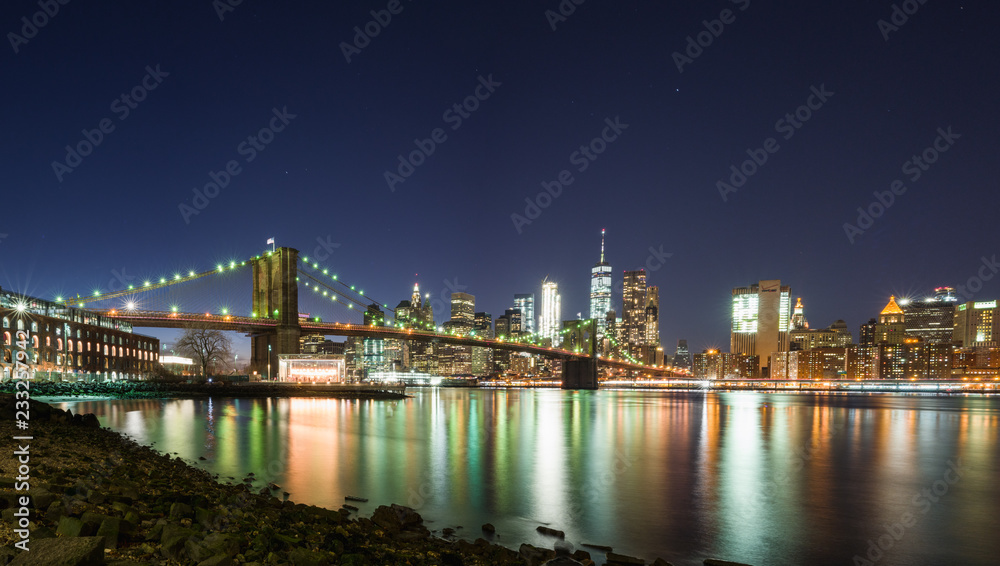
450, 292, 475, 323
730, 280, 791, 374
540, 279, 561, 346
514, 294, 535, 335
622, 270, 647, 361
954, 300, 998, 347
590, 229, 613, 342
644, 285, 660, 365
902, 287, 959, 344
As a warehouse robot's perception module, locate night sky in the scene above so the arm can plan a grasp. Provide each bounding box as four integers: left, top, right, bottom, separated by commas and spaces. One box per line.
3, 1, 999, 357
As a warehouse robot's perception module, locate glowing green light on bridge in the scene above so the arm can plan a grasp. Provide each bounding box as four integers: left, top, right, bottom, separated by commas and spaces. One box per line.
229, 261, 236, 269
189, 271, 196, 277
217, 264, 224, 272
55, 296, 63, 302
93, 291, 100, 297
144, 281, 151, 287
160, 278, 166, 284
221, 308, 229, 315
128, 285, 134, 290
171, 306, 179, 313
302, 256, 309, 262
174, 274, 181, 280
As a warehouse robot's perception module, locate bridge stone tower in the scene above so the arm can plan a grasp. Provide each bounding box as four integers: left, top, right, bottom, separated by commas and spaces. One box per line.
250, 247, 300, 377
561, 319, 598, 390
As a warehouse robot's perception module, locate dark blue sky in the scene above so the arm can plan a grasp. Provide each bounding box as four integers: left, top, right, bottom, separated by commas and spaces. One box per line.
3, 1, 999, 356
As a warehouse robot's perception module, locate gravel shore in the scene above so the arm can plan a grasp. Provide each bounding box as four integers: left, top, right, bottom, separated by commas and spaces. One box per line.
0, 395, 685, 566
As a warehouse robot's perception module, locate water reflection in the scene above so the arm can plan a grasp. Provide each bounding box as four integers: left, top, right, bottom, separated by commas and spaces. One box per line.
58, 392, 1000, 566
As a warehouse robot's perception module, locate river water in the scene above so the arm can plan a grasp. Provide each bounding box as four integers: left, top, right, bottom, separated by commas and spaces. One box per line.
55, 389, 1000, 565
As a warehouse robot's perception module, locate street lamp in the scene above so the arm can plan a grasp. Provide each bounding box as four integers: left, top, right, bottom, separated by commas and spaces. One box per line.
267, 344, 271, 381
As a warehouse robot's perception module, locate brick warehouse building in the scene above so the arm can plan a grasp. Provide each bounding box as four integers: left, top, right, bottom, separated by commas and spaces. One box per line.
1, 288, 159, 382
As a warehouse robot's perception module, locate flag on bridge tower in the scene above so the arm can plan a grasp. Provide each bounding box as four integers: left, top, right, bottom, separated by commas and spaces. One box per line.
266, 238, 275, 252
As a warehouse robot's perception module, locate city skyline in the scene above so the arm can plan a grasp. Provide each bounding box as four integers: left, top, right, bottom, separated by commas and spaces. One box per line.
1, 1, 998, 358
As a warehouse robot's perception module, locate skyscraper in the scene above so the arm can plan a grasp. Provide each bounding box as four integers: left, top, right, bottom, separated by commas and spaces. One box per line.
540, 278, 561, 346
674, 339, 691, 370
730, 280, 791, 374
789, 298, 809, 330
875, 296, 906, 344
622, 270, 647, 361
514, 293, 535, 335
644, 285, 660, 365
902, 287, 958, 344
590, 229, 613, 342
954, 300, 998, 347
450, 292, 475, 323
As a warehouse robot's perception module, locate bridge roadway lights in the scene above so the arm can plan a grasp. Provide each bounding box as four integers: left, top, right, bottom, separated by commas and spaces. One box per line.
562, 358, 598, 390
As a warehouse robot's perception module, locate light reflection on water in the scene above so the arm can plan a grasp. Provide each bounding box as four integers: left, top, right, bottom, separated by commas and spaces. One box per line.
56, 390, 1000, 566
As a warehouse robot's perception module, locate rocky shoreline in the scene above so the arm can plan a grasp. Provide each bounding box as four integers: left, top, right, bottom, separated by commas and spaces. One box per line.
0, 396, 747, 566
0, 381, 408, 401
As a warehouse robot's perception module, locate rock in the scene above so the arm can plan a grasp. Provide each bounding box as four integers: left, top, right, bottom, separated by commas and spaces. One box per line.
442, 527, 456, 537
542, 558, 583, 566
29, 489, 58, 510
8, 536, 104, 566
195, 507, 221, 529
370, 504, 423, 532
96, 518, 121, 549
160, 524, 196, 561
652, 559, 674, 566
606, 552, 646, 565
519, 543, 557, 566
704, 560, 752, 566
287, 547, 330, 566
196, 555, 234, 566
56, 516, 86, 537
536, 525, 565, 538
169, 502, 194, 520
188, 533, 240, 563
481, 523, 496, 534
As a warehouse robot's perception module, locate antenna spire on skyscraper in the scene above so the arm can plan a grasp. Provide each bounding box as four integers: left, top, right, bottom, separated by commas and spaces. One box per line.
600, 228, 606, 263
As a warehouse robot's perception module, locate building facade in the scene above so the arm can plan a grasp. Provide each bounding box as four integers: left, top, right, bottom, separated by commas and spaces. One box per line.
730, 280, 791, 375
1, 289, 159, 382
590, 229, 613, 344
540, 279, 561, 346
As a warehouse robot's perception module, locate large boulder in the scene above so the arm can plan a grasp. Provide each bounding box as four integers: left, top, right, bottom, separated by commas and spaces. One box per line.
9, 536, 104, 566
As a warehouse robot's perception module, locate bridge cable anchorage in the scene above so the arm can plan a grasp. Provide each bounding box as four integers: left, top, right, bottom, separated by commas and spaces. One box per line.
62, 257, 254, 308
297, 256, 396, 318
